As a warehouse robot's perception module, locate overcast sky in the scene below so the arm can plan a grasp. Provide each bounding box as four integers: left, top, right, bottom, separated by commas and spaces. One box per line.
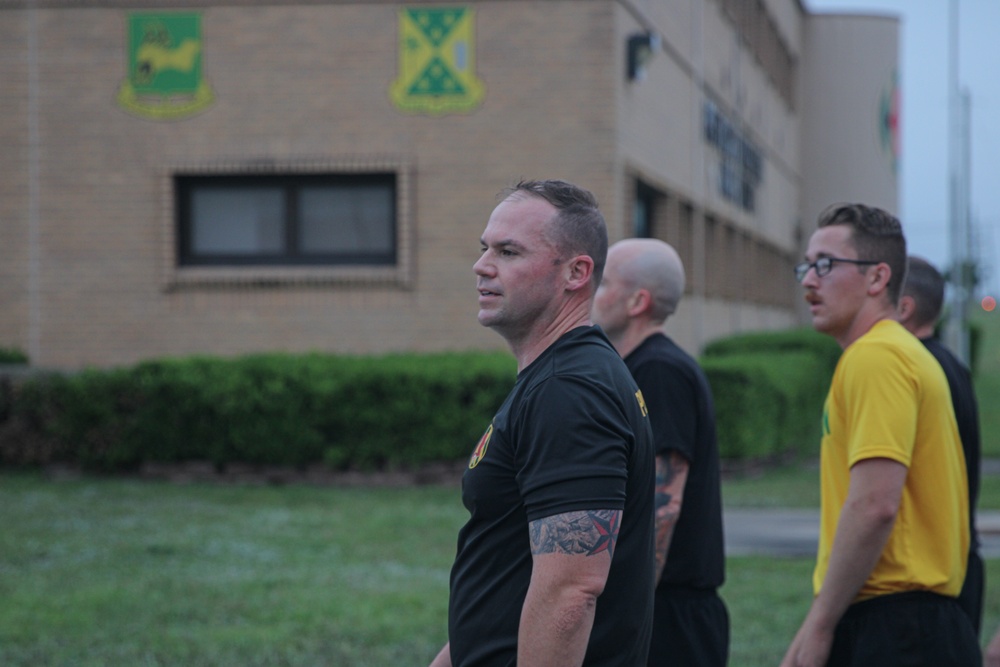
804, 0, 999, 298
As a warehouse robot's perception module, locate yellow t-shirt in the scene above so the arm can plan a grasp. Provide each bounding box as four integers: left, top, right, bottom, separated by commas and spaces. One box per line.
813, 319, 969, 601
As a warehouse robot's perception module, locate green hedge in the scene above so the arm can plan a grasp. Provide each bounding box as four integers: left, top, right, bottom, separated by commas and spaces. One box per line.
702, 327, 843, 369
0, 329, 841, 472
700, 356, 783, 460
0, 347, 28, 364
0, 352, 516, 472
701, 327, 841, 460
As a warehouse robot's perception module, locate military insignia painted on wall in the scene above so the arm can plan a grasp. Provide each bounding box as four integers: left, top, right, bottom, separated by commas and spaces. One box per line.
117, 13, 213, 120
879, 70, 900, 176
389, 7, 485, 115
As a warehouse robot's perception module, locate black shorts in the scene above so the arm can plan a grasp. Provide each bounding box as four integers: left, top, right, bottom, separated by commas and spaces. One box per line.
647, 586, 728, 667
828, 590, 981, 667
958, 549, 984, 636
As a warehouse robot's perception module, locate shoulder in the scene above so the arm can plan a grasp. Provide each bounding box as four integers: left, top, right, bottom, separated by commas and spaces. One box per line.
627, 334, 697, 374
627, 336, 710, 408
524, 327, 634, 396
923, 338, 971, 377
562, 327, 631, 376
843, 320, 919, 367
839, 321, 946, 395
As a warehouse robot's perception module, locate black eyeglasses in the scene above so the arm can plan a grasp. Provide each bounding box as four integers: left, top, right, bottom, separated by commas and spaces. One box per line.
794, 257, 880, 282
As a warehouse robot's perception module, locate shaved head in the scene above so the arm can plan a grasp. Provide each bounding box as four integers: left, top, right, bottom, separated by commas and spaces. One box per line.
607, 238, 685, 322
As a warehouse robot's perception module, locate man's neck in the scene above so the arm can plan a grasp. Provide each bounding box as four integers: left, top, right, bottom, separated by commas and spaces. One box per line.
611, 321, 664, 359
836, 303, 897, 349
507, 300, 593, 372
910, 322, 936, 340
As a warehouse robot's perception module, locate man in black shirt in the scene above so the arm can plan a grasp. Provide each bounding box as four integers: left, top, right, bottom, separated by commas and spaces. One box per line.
591, 238, 728, 666
429, 180, 655, 667
897, 255, 983, 634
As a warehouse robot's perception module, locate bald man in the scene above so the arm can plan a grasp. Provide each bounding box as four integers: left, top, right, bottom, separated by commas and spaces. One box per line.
591, 238, 728, 667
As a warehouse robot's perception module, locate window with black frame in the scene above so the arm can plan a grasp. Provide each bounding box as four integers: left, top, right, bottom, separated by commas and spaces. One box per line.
175, 173, 397, 267
634, 180, 662, 239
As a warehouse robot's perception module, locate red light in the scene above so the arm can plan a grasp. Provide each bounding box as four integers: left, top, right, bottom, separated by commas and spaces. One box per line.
983, 296, 997, 312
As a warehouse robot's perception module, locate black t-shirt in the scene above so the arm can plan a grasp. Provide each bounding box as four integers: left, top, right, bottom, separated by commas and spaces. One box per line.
923, 337, 981, 547
625, 333, 725, 590
448, 326, 655, 667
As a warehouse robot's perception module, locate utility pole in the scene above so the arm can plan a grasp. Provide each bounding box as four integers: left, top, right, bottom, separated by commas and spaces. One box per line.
945, 0, 971, 364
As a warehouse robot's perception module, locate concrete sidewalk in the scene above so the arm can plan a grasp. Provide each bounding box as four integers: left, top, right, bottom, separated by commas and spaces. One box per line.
725, 508, 1000, 558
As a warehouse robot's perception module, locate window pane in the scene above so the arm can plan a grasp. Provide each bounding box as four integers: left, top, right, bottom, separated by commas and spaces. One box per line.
191, 187, 284, 255
633, 195, 649, 238
299, 183, 393, 255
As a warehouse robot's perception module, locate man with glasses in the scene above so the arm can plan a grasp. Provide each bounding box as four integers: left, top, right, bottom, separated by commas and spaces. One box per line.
781, 204, 979, 667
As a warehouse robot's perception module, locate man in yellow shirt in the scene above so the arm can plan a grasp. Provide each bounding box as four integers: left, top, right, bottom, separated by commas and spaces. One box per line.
781, 204, 980, 667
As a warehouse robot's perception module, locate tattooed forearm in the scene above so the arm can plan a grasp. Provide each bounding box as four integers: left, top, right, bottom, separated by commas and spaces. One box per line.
657, 454, 679, 487
654, 501, 680, 578
653, 453, 690, 584
529, 510, 621, 557
654, 455, 681, 521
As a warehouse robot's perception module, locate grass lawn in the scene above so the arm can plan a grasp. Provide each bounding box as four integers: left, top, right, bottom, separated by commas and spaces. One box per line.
1, 312, 996, 665
2, 473, 1000, 666
974, 309, 1000, 457
0, 476, 460, 666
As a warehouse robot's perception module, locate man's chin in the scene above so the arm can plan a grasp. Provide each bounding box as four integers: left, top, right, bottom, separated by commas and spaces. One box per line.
810, 317, 833, 336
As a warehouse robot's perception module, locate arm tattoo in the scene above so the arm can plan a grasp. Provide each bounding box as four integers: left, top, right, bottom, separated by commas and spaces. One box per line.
529, 510, 621, 558
653, 454, 684, 581
654, 456, 676, 513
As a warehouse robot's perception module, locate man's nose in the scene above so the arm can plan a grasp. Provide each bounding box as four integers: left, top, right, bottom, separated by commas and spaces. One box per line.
473, 253, 491, 276
800, 267, 819, 287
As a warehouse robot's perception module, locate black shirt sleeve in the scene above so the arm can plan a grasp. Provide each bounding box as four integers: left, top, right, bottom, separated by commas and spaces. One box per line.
515, 374, 631, 522
630, 358, 697, 463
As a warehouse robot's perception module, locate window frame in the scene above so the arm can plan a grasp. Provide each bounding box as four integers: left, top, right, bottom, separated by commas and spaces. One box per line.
161, 158, 414, 291
176, 172, 398, 267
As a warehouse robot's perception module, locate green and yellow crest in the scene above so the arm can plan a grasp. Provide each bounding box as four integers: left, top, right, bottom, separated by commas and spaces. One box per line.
389, 6, 485, 115
117, 13, 213, 120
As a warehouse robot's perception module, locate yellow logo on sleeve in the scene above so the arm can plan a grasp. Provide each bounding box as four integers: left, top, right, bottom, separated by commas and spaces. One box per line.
636, 390, 648, 417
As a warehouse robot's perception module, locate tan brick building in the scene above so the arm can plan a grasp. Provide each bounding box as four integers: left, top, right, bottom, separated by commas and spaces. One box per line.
0, 0, 899, 368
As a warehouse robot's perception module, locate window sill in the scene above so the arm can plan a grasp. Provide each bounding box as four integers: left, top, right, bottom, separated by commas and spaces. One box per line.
164, 265, 412, 291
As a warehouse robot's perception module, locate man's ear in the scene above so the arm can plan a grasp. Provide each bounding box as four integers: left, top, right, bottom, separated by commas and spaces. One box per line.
867, 262, 893, 298
627, 289, 652, 317
898, 294, 915, 323
565, 255, 595, 292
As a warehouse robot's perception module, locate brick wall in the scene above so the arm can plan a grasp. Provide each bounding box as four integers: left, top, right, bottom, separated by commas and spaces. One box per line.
0, 0, 826, 368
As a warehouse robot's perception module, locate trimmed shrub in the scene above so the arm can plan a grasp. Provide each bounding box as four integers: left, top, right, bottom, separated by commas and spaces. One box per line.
0, 352, 516, 472
0, 347, 28, 364
701, 356, 784, 460
0, 328, 840, 471
701, 327, 841, 460
702, 327, 842, 374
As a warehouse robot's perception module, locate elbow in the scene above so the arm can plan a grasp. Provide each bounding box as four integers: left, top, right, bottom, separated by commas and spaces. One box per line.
577, 571, 608, 601
551, 588, 600, 637
852, 495, 899, 528
873, 502, 899, 527
870, 489, 901, 524
558, 571, 607, 618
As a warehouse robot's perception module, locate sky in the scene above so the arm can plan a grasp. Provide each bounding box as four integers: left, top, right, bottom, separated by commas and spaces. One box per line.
805, 0, 999, 298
